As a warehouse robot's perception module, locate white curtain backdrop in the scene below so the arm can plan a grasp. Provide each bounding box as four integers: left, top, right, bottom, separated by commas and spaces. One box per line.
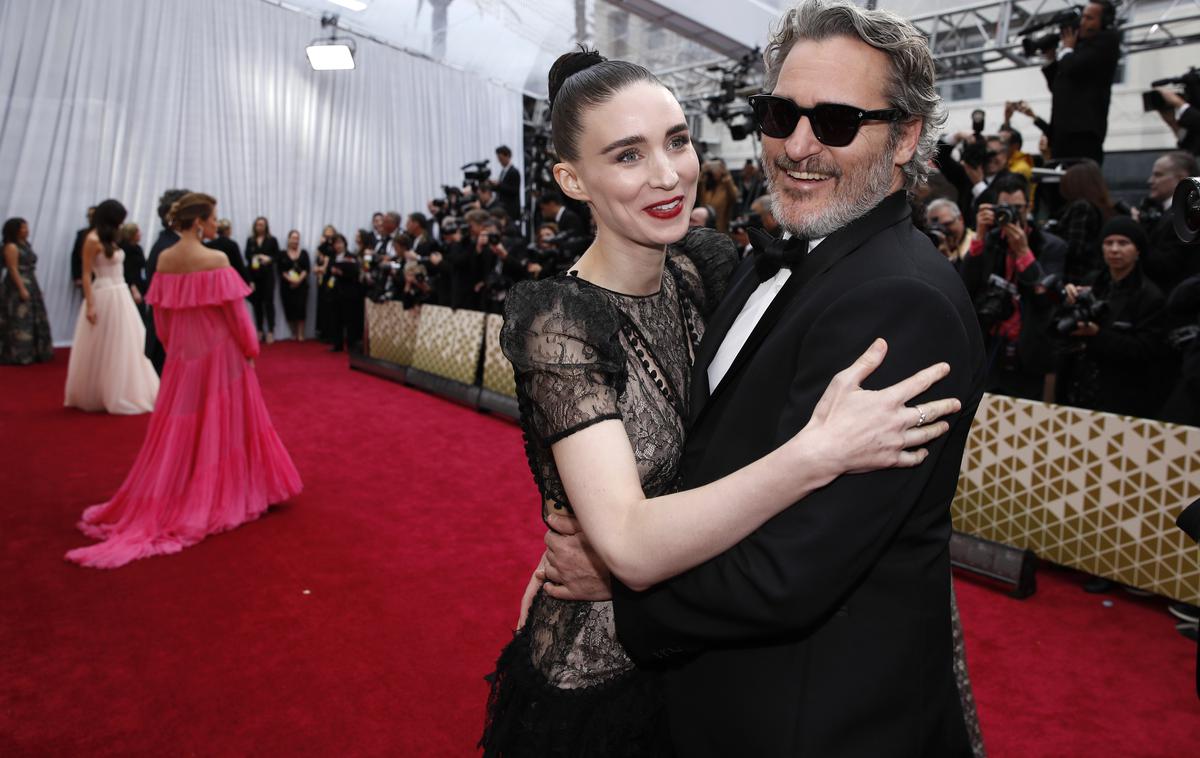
0, 0, 524, 344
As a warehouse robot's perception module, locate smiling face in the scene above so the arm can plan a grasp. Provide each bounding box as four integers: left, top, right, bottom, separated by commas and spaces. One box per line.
761, 36, 920, 239
553, 82, 699, 251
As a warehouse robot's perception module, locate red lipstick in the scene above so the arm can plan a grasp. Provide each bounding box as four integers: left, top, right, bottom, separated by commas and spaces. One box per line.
643, 195, 685, 219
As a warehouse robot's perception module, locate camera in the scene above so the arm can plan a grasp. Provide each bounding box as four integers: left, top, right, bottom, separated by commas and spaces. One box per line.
960, 111, 991, 169
461, 160, 492, 184
926, 220, 949, 249
486, 231, 502, 246
1173, 176, 1200, 244
975, 274, 1018, 327
730, 213, 762, 233
1021, 7, 1082, 58
1053, 288, 1109, 336
993, 203, 1023, 227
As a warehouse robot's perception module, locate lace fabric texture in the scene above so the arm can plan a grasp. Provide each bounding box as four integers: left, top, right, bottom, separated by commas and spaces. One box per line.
499, 229, 735, 690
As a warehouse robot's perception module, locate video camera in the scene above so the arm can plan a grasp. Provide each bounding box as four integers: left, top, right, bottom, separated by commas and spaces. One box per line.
1142, 68, 1200, 112
1021, 6, 1082, 58
1174, 176, 1200, 244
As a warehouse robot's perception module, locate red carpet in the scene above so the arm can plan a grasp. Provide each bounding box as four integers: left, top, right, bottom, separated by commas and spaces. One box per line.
1, 342, 1196, 756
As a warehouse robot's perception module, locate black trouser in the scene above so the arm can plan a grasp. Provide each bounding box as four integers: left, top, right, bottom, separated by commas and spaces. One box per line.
1051, 131, 1105, 165
250, 271, 276, 333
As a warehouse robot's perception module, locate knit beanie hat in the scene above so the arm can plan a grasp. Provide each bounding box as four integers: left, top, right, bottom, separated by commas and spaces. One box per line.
1099, 215, 1149, 256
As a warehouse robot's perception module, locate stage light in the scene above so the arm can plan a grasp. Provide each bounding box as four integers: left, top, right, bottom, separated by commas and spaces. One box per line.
307, 41, 356, 70
328, 0, 368, 10
307, 13, 356, 71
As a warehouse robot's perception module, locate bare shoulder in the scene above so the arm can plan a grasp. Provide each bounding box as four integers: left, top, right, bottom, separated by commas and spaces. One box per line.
156, 244, 230, 274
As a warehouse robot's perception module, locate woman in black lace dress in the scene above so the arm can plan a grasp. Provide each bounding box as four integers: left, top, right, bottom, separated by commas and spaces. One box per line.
482, 51, 970, 757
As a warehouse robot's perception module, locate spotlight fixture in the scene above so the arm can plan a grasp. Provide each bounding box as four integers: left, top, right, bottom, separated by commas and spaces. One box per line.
328, 0, 368, 11
307, 13, 357, 71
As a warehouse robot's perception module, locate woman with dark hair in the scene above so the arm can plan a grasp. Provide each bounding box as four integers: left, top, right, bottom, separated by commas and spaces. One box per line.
245, 216, 280, 344
1057, 159, 1123, 283
64, 199, 158, 414
66, 193, 301, 569
278, 229, 311, 340
328, 232, 364, 351
480, 49, 961, 756
315, 224, 338, 341
1, 217, 54, 364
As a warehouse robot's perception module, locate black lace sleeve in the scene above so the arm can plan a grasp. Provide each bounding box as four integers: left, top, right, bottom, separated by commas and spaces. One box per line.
501, 278, 626, 444
666, 226, 738, 317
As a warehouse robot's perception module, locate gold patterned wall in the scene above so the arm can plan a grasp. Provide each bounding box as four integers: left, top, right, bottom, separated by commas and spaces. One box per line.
409, 305, 486, 386
481, 314, 517, 398
366, 301, 421, 366
954, 394, 1200, 604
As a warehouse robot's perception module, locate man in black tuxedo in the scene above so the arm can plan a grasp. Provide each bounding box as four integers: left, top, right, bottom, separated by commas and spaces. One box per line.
538, 192, 583, 236
70, 206, 96, 288
1140, 151, 1200, 294
143, 188, 188, 375
1041, 1, 1120, 163
545, 3, 985, 755
494, 145, 522, 219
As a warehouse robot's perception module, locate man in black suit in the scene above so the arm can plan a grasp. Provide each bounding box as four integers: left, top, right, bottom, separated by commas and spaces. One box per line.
1139, 151, 1200, 294
544, 3, 985, 755
70, 206, 96, 288
143, 188, 188, 375
538, 192, 583, 236
1041, 1, 1120, 163
494, 145, 522, 220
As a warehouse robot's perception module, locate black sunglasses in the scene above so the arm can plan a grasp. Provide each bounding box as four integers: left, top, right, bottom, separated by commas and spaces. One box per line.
748, 94, 906, 147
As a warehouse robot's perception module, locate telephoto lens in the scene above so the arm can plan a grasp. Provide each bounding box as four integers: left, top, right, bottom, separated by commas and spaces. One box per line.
1173, 177, 1200, 243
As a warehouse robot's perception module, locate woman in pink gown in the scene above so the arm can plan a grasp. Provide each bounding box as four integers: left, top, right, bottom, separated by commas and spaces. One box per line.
66, 193, 302, 569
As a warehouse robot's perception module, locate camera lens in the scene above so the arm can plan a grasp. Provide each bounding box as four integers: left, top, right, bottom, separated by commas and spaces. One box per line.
1173, 177, 1200, 243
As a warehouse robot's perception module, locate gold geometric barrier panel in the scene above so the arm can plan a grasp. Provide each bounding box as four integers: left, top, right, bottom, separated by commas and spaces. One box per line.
953, 393, 1200, 605
366, 301, 421, 367
481, 314, 517, 399
410, 305, 485, 386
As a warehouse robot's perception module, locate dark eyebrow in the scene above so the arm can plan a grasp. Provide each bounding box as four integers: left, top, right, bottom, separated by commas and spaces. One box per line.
599, 123, 690, 155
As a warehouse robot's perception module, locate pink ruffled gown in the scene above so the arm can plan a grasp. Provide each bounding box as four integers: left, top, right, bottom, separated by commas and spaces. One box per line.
65, 267, 302, 569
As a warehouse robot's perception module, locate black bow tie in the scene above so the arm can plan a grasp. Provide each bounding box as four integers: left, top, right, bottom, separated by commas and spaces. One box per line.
748, 227, 809, 282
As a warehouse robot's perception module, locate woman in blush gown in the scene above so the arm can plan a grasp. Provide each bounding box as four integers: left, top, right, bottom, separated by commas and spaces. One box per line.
66, 193, 302, 569
63, 199, 159, 413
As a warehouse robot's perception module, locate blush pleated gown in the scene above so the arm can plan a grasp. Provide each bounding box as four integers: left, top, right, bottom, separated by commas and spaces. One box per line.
65, 267, 302, 569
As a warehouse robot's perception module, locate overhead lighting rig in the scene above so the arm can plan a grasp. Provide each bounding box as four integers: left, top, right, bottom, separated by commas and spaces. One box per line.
306, 13, 357, 71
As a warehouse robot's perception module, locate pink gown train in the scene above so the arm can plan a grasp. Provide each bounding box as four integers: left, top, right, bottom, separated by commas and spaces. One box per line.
65, 267, 302, 569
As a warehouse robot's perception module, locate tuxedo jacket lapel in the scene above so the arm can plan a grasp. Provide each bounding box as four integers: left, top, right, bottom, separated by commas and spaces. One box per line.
691, 192, 912, 427
689, 256, 759, 425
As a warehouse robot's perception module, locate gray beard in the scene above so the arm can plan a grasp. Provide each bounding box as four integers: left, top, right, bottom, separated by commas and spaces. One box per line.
767, 139, 898, 240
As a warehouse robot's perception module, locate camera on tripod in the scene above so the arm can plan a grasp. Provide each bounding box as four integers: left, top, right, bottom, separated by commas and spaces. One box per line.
460, 160, 492, 192
1021, 6, 1082, 58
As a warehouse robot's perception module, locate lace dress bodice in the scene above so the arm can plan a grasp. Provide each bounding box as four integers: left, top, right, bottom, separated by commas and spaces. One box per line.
500, 229, 736, 689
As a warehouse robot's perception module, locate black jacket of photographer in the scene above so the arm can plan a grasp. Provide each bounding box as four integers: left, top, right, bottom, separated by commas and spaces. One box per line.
963, 220, 1067, 374
1141, 199, 1200, 294
475, 232, 529, 310
1042, 28, 1120, 147
1058, 264, 1170, 417
1160, 274, 1200, 423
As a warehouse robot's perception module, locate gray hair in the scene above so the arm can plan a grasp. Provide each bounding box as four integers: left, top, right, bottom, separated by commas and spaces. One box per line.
1160, 150, 1199, 177
926, 198, 961, 220
763, 0, 946, 191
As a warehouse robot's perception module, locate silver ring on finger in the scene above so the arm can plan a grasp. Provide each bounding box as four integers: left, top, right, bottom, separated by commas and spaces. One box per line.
914, 404, 927, 428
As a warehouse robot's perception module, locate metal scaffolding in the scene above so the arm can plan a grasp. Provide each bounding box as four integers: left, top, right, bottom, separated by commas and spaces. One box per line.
911, 0, 1200, 83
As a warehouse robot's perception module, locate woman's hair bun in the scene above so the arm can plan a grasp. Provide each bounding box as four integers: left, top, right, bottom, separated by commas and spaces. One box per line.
548, 47, 606, 109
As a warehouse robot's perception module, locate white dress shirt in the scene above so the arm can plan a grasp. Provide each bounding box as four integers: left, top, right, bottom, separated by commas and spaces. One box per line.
707, 236, 825, 391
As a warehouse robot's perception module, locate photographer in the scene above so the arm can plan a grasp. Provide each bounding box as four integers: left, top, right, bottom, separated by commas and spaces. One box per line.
926, 198, 975, 271
1055, 217, 1171, 417
405, 213, 440, 258
538, 192, 583, 236
936, 127, 1013, 224
526, 222, 584, 280
428, 216, 471, 308
1150, 81, 1200, 155
1041, 1, 1120, 163
398, 261, 432, 310
963, 173, 1067, 399
1057, 159, 1123, 283
494, 145, 522, 220
749, 195, 781, 236
697, 158, 740, 233
1138, 151, 1200, 293
1160, 273, 1200, 425
473, 218, 527, 314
